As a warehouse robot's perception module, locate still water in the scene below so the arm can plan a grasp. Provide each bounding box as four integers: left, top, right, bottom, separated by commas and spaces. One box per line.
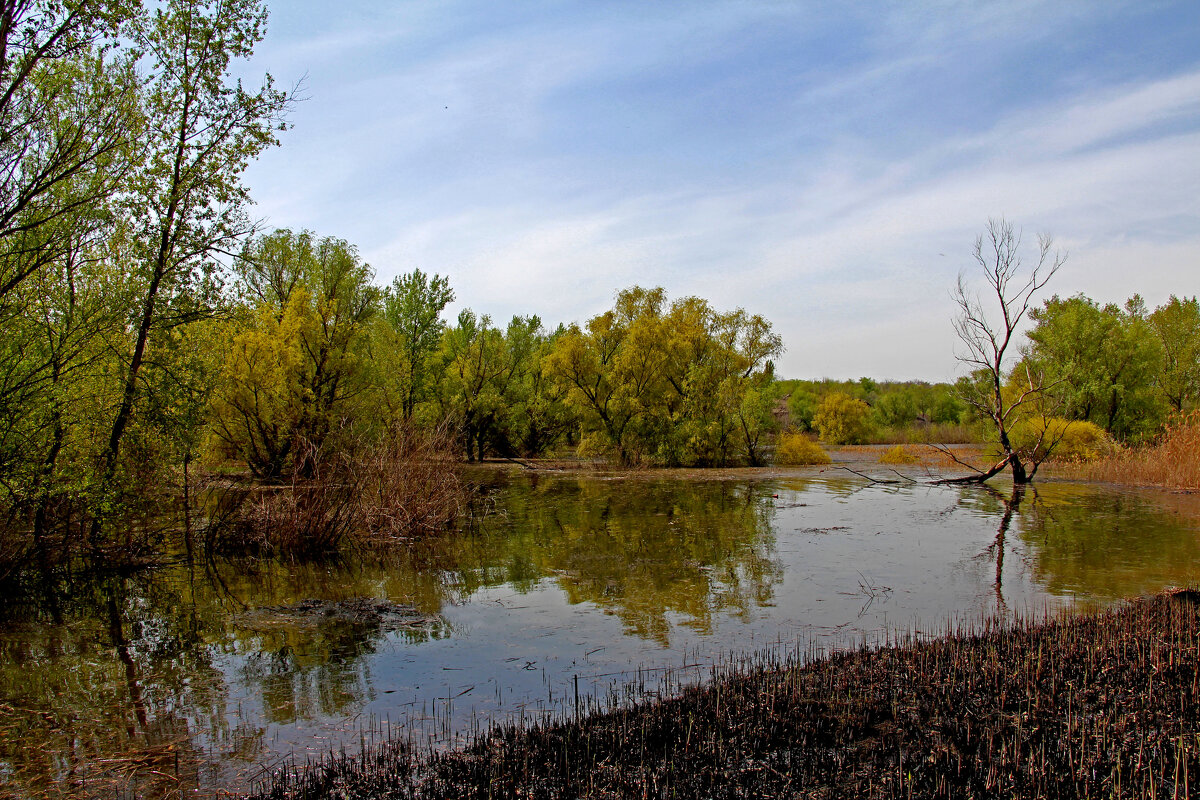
1, 470, 1199, 797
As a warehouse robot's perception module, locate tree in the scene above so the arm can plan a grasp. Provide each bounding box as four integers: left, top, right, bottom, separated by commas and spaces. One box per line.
382, 269, 454, 421
210, 230, 379, 480
544, 286, 782, 466
1025, 294, 1163, 440
949, 218, 1064, 484
0, 0, 140, 308
1148, 295, 1200, 413
95, 0, 289, 523
813, 392, 872, 444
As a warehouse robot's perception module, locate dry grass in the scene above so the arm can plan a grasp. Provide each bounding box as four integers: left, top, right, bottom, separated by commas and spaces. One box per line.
1053, 412, 1200, 490
205, 424, 466, 558
251, 590, 1200, 800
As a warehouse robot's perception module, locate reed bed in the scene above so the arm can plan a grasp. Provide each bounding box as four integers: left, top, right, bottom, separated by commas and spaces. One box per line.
1054, 412, 1200, 490
249, 590, 1200, 799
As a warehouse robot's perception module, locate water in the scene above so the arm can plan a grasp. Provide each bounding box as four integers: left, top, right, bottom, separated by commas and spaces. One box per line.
1, 469, 1199, 797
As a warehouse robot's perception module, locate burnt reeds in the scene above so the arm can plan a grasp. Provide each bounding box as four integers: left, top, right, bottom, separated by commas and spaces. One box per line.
250, 590, 1200, 799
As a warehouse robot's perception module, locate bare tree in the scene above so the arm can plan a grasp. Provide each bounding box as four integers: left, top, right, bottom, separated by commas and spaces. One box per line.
944, 218, 1065, 484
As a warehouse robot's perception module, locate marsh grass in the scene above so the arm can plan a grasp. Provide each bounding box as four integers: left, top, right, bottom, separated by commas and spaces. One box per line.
205, 424, 465, 558
251, 590, 1200, 799
1053, 412, 1200, 490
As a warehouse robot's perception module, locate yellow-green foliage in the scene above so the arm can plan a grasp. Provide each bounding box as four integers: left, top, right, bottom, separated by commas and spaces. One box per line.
1008, 417, 1113, 462
775, 433, 831, 465
879, 445, 920, 464
813, 392, 873, 445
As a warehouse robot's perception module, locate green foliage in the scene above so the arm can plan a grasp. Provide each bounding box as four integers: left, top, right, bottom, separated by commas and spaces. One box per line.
1025, 294, 1164, 441
1004, 417, 1113, 463
774, 433, 831, 465
208, 230, 379, 479
813, 392, 872, 445
1147, 296, 1200, 413
382, 270, 454, 420
544, 286, 783, 466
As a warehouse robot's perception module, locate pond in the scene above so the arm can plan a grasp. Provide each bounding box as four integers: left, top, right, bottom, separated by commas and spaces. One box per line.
1, 469, 1199, 798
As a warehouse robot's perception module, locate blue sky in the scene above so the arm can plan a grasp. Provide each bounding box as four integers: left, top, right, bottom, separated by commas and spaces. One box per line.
241, 1, 1200, 381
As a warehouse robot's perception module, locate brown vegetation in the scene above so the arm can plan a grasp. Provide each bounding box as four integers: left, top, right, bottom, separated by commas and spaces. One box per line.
1053, 412, 1200, 490
205, 424, 465, 558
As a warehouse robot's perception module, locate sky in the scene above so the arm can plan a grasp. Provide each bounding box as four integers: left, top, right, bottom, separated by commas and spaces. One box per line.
239, 0, 1200, 382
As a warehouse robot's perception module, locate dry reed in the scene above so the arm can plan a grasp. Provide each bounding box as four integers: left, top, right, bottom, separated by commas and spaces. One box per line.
205, 424, 465, 558
1055, 412, 1200, 490
250, 589, 1200, 799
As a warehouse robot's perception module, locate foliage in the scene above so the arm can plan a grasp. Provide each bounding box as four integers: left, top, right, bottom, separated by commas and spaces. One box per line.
381, 270, 454, 421
813, 392, 872, 445
773, 433, 831, 465
1025, 294, 1163, 441
544, 286, 782, 466
1005, 418, 1112, 463
209, 230, 379, 480
1147, 295, 1200, 413
878, 445, 920, 465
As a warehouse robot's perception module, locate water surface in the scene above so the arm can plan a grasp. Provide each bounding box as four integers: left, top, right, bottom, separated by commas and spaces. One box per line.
1, 470, 1198, 797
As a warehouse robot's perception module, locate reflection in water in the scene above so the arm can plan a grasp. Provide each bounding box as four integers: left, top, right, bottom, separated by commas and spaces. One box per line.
0, 473, 1198, 797
457, 474, 781, 643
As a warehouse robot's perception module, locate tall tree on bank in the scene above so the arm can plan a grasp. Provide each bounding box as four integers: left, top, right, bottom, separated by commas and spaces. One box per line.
383, 269, 453, 421
948, 219, 1064, 484
95, 0, 288, 526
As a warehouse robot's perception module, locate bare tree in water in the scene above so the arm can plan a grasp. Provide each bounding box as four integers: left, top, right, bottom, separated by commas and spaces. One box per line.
946, 219, 1065, 485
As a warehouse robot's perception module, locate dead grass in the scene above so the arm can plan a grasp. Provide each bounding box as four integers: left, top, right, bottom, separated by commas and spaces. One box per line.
1052, 412, 1200, 490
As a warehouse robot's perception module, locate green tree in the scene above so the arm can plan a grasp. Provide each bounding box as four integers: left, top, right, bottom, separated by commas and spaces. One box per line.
0, 0, 140, 307
210, 230, 379, 480
96, 0, 290, 524
382, 269, 454, 421
1025, 294, 1163, 440
544, 286, 782, 466
1148, 295, 1200, 413
813, 392, 872, 444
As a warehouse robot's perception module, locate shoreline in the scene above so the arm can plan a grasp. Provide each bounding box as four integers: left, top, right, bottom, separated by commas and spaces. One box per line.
250, 589, 1200, 799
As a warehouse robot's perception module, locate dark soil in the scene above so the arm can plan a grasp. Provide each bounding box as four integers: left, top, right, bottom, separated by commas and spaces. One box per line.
248, 590, 1200, 799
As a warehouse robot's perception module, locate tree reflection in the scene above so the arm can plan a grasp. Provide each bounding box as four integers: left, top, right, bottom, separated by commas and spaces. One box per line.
453, 475, 782, 644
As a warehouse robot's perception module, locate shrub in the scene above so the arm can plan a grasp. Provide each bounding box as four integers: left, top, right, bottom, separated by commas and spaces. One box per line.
1007, 417, 1113, 463
813, 392, 873, 444
774, 433, 831, 465
879, 445, 920, 465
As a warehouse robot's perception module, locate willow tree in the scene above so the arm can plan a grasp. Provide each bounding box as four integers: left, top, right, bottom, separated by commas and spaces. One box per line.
210, 230, 379, 480
545, 286, 782, 466
949, 219, 1064, 484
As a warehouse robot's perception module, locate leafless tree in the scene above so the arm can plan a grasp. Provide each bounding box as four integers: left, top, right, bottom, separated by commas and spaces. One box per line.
942, 218, 1065, 484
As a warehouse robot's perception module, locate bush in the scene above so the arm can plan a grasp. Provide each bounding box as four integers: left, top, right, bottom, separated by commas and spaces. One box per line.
774, 433, 831, 465
1007, 417, 1113, 463
879, 445, 920, 465
813, 392, 873, 444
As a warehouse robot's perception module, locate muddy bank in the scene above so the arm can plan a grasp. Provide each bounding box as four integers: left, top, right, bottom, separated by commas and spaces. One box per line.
249, 589, 1200, 799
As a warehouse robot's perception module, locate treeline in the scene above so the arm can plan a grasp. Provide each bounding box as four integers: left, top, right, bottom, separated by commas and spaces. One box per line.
775, 378, 969, 445
207, 235, 784, 474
